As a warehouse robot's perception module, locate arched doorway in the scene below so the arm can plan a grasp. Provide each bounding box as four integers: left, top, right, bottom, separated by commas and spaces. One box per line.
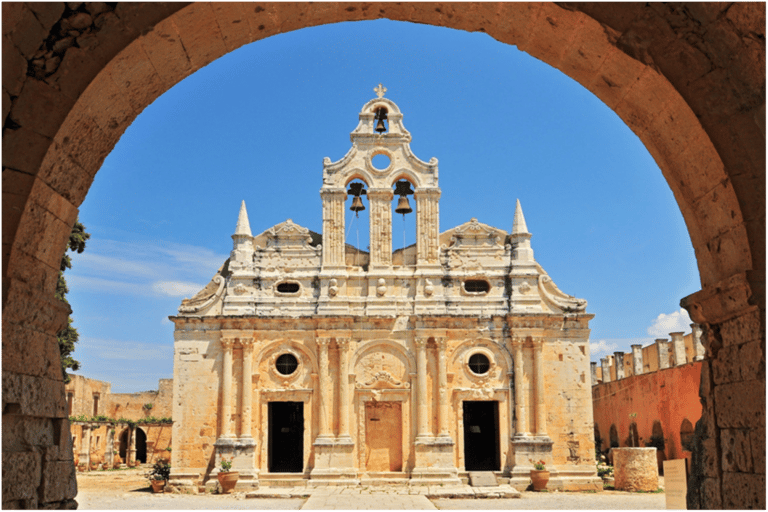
1, 3, 763, 509
119, 429, 129, 461
135, 428, 147, 464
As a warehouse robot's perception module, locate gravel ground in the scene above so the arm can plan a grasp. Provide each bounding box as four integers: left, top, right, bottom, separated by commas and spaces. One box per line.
76, 468, 666, 510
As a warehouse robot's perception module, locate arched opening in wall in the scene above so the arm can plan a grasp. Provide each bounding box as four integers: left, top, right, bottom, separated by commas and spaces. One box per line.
594, 424, 603, 456
648, 420, 666, 474
609, 424, 619, 449
136, 428, 147, 464
345, 179, 371, 272
680, 418, 695, 453
391, 178, 417, 267
627, 422, 639, 447
119, 429, 129, 461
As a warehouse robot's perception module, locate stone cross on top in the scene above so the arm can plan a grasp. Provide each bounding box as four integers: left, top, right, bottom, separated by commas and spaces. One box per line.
374, 83, 387, 98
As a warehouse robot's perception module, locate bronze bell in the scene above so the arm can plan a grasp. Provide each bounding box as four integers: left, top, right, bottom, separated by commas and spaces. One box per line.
395, 195, 412, 215
374, 108, 388, 134
350, 195, 365, 213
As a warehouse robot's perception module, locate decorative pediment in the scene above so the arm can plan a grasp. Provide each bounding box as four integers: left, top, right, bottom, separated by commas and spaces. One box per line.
265, 219, 314, 247
358, 370, 410, 389
445, 218, 506, 249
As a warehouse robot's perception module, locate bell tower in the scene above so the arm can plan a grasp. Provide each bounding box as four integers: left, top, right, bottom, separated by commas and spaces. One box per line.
319, 85, 441, 313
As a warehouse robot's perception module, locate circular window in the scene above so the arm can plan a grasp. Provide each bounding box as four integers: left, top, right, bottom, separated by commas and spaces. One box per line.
468, 353, 491, 375
371, 153, 391, 170
275, 354, 299, 375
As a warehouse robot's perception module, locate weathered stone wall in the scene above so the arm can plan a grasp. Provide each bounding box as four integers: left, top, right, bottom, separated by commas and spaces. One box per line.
65, 374, 111, 417
2, 2, 763, 508
108, 378, 173, 420
593, 361, 703, 466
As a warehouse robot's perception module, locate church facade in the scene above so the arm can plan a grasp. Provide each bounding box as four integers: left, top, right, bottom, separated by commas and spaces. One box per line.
169, 86, 600, 491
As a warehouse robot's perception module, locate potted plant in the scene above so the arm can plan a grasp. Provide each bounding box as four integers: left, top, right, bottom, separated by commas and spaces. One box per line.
217, 457, 239, 494
530, 459, 550, 491
148, 458, 171, 493
112, 450, 122, 469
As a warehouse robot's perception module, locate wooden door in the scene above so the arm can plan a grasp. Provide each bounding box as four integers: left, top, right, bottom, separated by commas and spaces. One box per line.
365, 402, 402, 472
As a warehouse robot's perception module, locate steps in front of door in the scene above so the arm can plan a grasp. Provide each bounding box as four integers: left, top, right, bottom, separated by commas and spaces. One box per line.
359, 472, 410, 486
259, 473, 309, 487
468, 471, 499, 487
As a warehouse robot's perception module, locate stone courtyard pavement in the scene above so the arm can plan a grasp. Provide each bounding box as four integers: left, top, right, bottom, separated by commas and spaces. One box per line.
76, 469, 666, 510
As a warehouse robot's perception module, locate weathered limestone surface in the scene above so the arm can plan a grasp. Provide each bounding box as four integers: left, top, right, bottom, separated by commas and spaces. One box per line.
613, 447, 659, 492
2, 2, 764, 509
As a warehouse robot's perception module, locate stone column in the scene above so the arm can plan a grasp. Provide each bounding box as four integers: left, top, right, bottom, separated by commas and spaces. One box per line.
221, 337, 235, 438
691, 323, 705, 361
614, 352, 625, 380
533, 338, 547, 436
513, 338, 529, 435
129, 426, 137, 465
590, 362, 598, 386
600, 358, 610, 383
436, 337, 450, 438
79, 425, 91, 467
317, 338, 333, 439
415, 337, 430, 439
670, 331, 686, 366
240, 338, 255, 438
337, 338, 352, 441
631, 344, 644, 376
656, 339, 670, 369
367, 188, 393, 269
415, 188, 441, 265
320, 189, 346, 269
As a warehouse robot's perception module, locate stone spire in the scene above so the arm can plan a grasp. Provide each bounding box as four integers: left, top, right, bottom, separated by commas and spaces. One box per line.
234, 200, 252, 237
510, 199, 534, 262
512, 199, 529, 235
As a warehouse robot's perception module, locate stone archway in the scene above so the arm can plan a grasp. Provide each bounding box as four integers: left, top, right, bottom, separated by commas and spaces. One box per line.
2, 3, 763, 509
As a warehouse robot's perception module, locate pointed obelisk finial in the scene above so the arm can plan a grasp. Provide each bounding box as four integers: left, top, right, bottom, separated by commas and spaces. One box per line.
512, 199, 529, 235
234, 200, 252, 236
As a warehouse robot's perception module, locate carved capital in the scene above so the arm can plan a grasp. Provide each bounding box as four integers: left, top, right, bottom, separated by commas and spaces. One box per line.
320, 189, 347, 200
414, 337, 428, 349
336, 338, 351, 351
316, 337, 331, 348
240, 337, 256, 350
221, 337, 236, 350
367, 188, 394, 201
435, 337, 447, 351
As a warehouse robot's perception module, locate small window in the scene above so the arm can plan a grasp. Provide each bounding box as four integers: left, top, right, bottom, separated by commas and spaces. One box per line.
276, 282, 300, 294
468, 353, 490, 375
276, 354, 299, 375
464, 280, 490, 293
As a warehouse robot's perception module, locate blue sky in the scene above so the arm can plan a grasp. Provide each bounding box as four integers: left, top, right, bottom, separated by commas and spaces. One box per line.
67, 20, 699, 392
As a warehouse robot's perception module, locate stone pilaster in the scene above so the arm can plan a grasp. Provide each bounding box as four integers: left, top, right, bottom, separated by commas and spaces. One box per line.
415, 337, 430, 439
367, 188, 393, 269
691, 323, 705, 361
240, 338, 255, 438
78, 426, 91, 467
656, 339, 670, 370
316, 337, 333, 440
590, 362, 598, 386
129, 426, 137, 465
220, 337, 235, 438
320, 189, 346, 269
436, 337, 450, 438
631, 344, 643, 376
534, 338, 547, 436
670, 331, 686, 366
336, 338, 352, 441
512, 338, 529, 436
415, 188, 441, 266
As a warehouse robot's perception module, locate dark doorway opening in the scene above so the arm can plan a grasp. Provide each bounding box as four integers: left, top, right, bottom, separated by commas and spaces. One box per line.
268, 401, 304, 473
136, 428, 147, 463
463, 401, 500, 471
119, 429, 128, 460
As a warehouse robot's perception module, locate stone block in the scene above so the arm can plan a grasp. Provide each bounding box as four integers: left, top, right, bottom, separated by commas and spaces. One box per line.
113, 2, 182, 37
12, 198, 73, 271
722, 472, 766, 509
1, 450, 42, 502
750, 428, 765, 474
2, 35, 28, 97
27, 3, 66, 33
102, 35, 167, 113
49, 95, 110, 175
700, 438, 720, 479
720, 307, 762, 347
137, 14, 194, 87
210, 2, 251, 52
48, 45, 106, 103
9, 78, 74, 139
711, 344, 740, 384
2, 371, 67, 418
2, 323, 61, 382
715, 379, 766, 429
2, 126, 52, 177
586, 45, 649, 111
3, 278, 70, 337
171, 2, 227, 69
37, 144, 92, 205
721, 428, 752, 473
39, 460, 77, 504
739, 340, 765, 382
700, 477, 722, 510
81, 68, 135, 137
3, 3, 46, 58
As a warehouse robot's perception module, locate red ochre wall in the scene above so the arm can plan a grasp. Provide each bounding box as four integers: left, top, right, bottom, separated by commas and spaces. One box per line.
592, 361, 703, 467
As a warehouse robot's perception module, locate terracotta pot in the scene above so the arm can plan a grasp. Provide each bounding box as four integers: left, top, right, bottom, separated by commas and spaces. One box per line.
217, 471, 239, 494
150, 479, 166, 493
530, 469, 550, 491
